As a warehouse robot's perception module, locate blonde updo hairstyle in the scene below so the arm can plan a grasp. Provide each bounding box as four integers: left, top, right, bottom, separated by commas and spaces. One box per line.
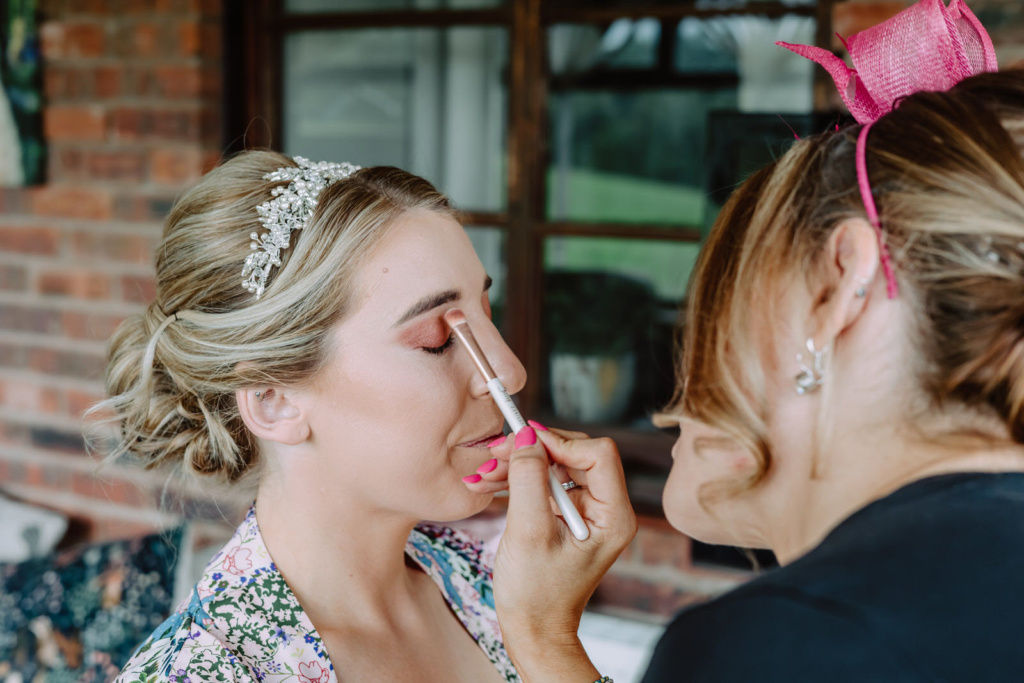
98, 151, 456, 483
663, 70, 1024, 498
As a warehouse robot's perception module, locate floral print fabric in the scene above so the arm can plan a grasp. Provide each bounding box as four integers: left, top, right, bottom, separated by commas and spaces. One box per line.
0, 527, 182, 683
115, 507, 519, 683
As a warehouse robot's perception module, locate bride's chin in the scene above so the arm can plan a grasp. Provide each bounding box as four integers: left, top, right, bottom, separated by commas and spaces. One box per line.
430, 489, 496, 523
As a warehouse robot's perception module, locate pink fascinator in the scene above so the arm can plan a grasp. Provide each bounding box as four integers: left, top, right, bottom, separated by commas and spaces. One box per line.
777, 0, 998, 298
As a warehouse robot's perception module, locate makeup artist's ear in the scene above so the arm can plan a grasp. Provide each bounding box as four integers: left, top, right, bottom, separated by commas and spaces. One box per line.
809, 217, 880, 345
236, 387, 310, 446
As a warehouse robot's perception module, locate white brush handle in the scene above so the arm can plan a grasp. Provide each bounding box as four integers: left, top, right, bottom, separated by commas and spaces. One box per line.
487, 379, 590, 541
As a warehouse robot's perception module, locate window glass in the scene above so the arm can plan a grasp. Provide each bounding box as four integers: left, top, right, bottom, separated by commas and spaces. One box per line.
541, 237, 699, 427
283, 27, 508, 212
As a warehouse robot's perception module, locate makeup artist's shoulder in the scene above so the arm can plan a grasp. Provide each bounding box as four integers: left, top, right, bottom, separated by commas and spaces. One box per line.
642, 585, 917, 682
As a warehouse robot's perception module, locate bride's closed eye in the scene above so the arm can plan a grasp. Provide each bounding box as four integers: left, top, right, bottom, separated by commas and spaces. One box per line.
422, 334, 455, 356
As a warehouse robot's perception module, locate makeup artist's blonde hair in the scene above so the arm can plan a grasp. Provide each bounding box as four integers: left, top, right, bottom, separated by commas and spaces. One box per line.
660, 70, 1024, 498
96, 151, 456, 482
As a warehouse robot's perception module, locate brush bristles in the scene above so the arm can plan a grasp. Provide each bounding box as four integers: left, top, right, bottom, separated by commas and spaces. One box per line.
443, 308, 467, 328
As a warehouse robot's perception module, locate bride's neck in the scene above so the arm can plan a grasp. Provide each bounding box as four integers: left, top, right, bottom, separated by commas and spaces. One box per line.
254, 476, 423, 630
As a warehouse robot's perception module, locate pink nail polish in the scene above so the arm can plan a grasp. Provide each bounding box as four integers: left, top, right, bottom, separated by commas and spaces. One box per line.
487, 435, 507, 448
477, 458, 498, 474
514, 426, 537, 449
527, 419, 548, 431
462, 473, 482, 484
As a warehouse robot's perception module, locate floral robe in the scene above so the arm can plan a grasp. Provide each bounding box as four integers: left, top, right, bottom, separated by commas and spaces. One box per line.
115, 507, 519, 682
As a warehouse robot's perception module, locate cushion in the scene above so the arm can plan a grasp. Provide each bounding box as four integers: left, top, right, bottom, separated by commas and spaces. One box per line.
0, 493, 68, 563
0, 527, 183, 682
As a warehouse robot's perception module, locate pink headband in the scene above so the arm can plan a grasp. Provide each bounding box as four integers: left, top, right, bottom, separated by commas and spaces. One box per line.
778, 0, 998, 299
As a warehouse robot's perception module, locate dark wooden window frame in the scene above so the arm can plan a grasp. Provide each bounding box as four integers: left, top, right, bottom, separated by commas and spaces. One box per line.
227, 0, 834, 491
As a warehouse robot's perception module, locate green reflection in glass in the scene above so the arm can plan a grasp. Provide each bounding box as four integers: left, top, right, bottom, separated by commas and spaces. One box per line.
545, 236, 700, 301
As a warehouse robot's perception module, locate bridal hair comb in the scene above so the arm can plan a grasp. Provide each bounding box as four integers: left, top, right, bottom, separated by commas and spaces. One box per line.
777, 0, 998, 298
241, 156, 361, 299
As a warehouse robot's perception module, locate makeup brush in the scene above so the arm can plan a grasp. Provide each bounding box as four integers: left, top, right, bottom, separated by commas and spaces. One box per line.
444, 308, 590, 541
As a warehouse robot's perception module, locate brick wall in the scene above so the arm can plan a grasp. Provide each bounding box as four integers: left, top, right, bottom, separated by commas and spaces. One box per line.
0, 0, 225, 543
0, 0, 1022, 618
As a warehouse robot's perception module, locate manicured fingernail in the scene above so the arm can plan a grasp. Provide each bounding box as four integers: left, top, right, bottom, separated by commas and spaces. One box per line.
527, 420, 548, 431
514, 426, 537, 449
487, 435, 507, 448
477, 458, 498, 474
462, 473, 482, 484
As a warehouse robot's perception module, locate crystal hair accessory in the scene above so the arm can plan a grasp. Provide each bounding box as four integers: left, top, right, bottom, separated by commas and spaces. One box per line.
241, 156, 361, 299
777, 0, 997, 299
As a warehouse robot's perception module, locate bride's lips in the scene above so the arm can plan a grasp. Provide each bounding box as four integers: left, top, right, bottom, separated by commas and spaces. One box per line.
458, 431, 505, 448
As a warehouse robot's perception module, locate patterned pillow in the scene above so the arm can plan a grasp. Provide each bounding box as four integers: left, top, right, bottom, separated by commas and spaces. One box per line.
0, 527, 182, 683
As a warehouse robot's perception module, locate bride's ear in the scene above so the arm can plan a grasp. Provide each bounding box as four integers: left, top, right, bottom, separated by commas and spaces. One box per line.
236, 387, 310, 446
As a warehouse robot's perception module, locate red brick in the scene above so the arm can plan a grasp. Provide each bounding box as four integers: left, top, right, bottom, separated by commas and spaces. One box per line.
0, 225, 58, 255
149, 147, 204, 185
66, 0, 113, 13
29, 348, 107, 379
112, 107, 204, 143
123, 0, 159, 13
130, 22, 161, 58
0, 343, 31, 369
43, 70, 65, 99
92, 519, 162, 544
200, 21, 221, 59
0, 379, 61, 413
0, 304, 62, 334
636, 522, 692, 569
155, 0, 221, 15
31, 186, 114, 220
66, 389, 107, 419
177, 19, 200, 56
592, 573, 707, 617
0, 419, 31, 447
44, 105, 107, 142
37, 270, 113, 300
155, 65, 202, 99
113, 194, 174, 221
61, 310, 127, 340
0, 264, 28, 291
69, 231, 155, 265
41, 22, 105, 59
52, 147, 84, 178
121, 274, 156, 303
94, 66, 123, 98
38, 0, 68, 18
87, 149, 148, 181
122, 66, 156, 97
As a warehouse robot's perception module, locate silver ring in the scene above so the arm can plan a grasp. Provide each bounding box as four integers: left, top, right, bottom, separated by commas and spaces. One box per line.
561, 480, 579, 491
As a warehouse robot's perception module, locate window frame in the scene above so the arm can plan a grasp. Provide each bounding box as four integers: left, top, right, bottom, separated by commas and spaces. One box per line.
227, 0, 835, 503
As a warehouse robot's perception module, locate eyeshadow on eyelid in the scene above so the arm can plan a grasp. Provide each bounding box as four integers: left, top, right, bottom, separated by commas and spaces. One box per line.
399, 320, 448, 347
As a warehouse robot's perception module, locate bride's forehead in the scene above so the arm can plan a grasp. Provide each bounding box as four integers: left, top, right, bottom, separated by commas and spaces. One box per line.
346, 214, 482, 316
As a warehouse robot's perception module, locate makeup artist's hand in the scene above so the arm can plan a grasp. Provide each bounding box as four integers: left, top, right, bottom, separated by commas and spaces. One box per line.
491, 423, 637, 683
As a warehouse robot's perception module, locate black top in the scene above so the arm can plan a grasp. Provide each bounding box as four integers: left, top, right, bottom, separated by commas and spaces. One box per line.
641, 473, 1024, 682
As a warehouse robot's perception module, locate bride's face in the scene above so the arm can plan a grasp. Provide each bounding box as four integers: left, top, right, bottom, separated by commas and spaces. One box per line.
293, 209, 524, 522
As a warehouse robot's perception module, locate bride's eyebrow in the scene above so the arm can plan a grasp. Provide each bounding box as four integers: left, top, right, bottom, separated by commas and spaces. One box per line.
393, 274, 493, 328
393, 289, 460, 328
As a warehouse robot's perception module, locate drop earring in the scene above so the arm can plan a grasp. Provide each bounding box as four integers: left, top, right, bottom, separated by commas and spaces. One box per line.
794, 338, 829, 395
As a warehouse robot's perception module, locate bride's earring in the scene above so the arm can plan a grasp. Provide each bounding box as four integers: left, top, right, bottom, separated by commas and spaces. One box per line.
794, 338, 829, 395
